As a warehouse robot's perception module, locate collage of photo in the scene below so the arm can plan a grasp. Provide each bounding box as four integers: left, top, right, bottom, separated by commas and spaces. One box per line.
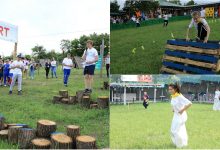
0, 0, 220, 149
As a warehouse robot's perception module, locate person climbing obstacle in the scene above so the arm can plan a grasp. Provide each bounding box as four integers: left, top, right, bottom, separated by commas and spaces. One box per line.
186, 11, 210, 43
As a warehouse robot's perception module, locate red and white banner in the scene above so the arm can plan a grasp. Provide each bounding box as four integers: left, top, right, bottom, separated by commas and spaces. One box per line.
0, 21, 18, 43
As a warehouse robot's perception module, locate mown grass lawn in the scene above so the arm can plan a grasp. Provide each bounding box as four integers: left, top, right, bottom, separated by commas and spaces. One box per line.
110, 102, 220, 149
0, 67, 109, 149
111, 18, 220, 74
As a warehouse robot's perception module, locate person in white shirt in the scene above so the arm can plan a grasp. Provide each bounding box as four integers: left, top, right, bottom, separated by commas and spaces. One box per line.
82, 40, 98, 93
23, 58, 29, 79
9, 54, 24, 95
168, 83, 192, 148
186, 11, 210, 43
163, 13, 169, 27
213, 88, 220, 111
105, 52, 110, 78
62, 53, 73, 87
200, 7, 206, 18
51, 57, 57, 78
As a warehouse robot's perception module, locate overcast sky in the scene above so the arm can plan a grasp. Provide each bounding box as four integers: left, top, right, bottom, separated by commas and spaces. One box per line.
0, 0, 110, 57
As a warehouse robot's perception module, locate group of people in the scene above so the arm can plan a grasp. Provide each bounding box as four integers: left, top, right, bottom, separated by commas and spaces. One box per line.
44, 58, 58, 79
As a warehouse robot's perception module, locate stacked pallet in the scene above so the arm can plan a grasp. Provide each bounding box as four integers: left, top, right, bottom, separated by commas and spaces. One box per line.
161, 39, 220, 74
52, 90, 109, 109
0, 117, 97, 149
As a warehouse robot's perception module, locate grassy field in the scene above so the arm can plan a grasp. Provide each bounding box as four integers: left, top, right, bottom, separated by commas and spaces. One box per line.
111, 18, 220, 74
0, 67, 109, 149
110, 102, 220, 149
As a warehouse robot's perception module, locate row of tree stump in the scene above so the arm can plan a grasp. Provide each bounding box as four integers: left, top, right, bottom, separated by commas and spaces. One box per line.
0, 117, 96, 149
53, 90, 109, 109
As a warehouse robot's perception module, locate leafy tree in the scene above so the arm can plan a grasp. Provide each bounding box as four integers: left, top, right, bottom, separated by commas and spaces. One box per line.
110, 0, 120, 13
186, 0, 196, 6
31, 45, 47, 59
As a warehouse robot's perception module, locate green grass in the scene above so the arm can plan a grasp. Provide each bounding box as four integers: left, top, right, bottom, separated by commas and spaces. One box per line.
111, 18, 220, 74
0, 67, 109, 149
110, 102, 220, 149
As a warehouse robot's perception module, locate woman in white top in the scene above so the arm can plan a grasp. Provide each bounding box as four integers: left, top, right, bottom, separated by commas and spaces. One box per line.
51, 57, 57, 78
213, 88, 220, 111
168, 83, 192, 148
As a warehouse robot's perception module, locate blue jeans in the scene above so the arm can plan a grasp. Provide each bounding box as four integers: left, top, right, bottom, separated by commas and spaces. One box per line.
3, 73, 9, 85
51, 66, 57, 78
63, 69, 71, 85
30, 69, 35, 79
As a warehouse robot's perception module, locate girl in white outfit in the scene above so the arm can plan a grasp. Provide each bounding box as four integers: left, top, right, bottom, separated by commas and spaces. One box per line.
213, 88, 220, 111
168, 84, 192, 148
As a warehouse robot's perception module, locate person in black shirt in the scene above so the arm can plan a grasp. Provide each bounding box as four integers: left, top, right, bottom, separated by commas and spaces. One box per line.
45, 60, 51, 79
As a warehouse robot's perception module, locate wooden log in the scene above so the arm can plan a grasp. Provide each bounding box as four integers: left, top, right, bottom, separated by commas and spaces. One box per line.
90, 104, 98, 109
37, 120, 56, 138
61, 98, 69, 104
97, 96, 109, 109
81, 96, 90, 108
59, 90, 68, 98
69, 96, 77, 104
18, 128, 36, 149
66, 125, 80, 148
51, 133, 72, 149
31, 138, 51, 149
76, 135, 96, 149
0, 116, 5, 130
76, 90, 85, 103
53, 95, 63, 104
0, 130, 8, 140
8, 126, 23, 144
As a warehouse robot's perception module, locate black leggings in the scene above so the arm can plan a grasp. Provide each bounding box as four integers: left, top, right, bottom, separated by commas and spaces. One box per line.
143, 101, 149, 109
163, 20, 168, 27
45, 69, 50, 78
106, 64, 110, 78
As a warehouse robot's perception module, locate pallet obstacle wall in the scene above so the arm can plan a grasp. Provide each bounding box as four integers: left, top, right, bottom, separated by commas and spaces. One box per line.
161, 39, 220, 74
0, 117, 97, 149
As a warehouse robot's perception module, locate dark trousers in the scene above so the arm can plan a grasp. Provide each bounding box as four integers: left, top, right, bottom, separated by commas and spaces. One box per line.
143, 101, 149, 109
163, 20, 168, 27
106, 64, 110, 78
45, 69, 50, 78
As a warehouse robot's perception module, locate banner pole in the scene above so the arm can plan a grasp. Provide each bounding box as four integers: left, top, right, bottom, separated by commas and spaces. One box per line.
13, 42, 17, 59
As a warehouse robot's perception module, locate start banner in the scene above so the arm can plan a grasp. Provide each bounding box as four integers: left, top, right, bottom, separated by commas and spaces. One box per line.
0, 21, 18, 43
121, 75, 153, 82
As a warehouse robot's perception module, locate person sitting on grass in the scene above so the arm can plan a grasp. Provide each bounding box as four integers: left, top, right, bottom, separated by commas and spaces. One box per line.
186, 11, 210, 43
62, 53, 73, 87
9, 54, 24, 95
82, 40, 98, 93
143, 91, 149, 109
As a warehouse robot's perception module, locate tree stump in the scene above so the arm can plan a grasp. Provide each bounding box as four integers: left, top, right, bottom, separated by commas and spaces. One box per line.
18, 128, 36, 149
51, 133, 72, 149
61, 98, 69, 104
0, 116, 5, 130
81, 96, 90, 108
0, 130, 8, 140
8, 126, 23, 144
97, 96, 109, 109
76, 135, 96, 149
59, 90, 68, 98
31, 138, 51, 149
53, 95, 63, 104
37, 120, 57, 138
90, 104, 98, 109
69, 96, 77, 104
76, 90, 85, 103
66, 125, 80, 148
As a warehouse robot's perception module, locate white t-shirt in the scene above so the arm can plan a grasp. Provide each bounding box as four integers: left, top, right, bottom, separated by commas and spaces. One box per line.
51, 60, 57, 67
62, 58, 73, 70
164, 14, 168, 20
84, 48, 98, 66
10, 60, 24, 75
214, 90, 220, 99
106, 57, 110, 64
171, 94, 192, 114
188, 18, 208, 29
200, 9, 206, 18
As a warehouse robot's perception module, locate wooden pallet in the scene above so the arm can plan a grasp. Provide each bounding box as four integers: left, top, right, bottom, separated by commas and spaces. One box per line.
161, 39, 220, 74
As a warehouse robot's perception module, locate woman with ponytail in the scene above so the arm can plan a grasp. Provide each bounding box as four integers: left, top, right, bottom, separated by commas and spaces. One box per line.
168, 83, 192, 148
